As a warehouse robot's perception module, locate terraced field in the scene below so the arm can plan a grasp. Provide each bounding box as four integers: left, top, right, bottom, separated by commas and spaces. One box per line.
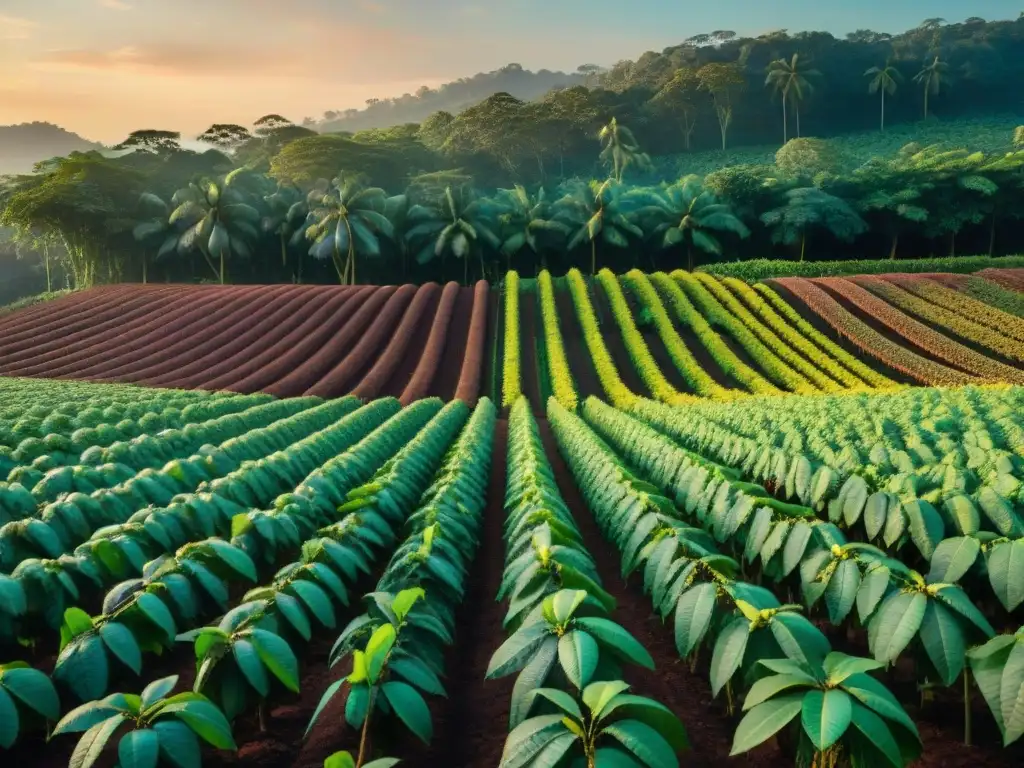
0, 266, 1022, 768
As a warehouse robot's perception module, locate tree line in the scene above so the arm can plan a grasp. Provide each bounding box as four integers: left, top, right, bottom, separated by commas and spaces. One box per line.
2, 16, 1024, 290
2, 114, 1023, 289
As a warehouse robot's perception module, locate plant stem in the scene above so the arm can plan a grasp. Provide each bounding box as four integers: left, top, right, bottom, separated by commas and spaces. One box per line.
258, 701, 267, 733
356, 688, 378, 767
964, 668, 972, 746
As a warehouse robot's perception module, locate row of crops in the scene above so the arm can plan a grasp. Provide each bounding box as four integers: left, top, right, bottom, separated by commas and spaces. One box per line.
503, 268, 1024, 413
0, 376, 512, 767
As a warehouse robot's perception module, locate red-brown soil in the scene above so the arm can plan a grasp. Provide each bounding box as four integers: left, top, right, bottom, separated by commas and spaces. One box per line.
0, 283, 489, 404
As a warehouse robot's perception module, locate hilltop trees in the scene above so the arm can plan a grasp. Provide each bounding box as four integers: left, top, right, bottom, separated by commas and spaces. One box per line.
865, 61, 903, 131
914, 56, 949, 119
765, 54, 821, 143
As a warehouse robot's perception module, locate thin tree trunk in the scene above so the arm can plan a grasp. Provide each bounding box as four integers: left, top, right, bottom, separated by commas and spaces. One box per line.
463, 254, 468, 286
795, 100, 801, 138
800, 232, 807, 262
890, 234, 899, 259
43, 242, 51, 292
687, 244, 693, 272
923, 87, 929, 120
881, 89, 886, 131
590, 240, 596, 275
782, 95, 788, 144
142, 256, 148, 284
478, 250, 485, 284
280, 232, 287, 267
219, 251, 225, 285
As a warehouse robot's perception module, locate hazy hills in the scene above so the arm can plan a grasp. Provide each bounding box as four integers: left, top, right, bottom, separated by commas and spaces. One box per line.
0, 122, 104, 176
316, 63, 585, 132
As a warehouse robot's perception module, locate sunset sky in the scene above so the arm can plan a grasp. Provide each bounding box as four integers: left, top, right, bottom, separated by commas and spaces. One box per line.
0, 0, 1019, 144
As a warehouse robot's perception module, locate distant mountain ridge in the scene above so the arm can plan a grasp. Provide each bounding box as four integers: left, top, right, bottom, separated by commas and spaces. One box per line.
0, 122, 104, 175
316, 63, 586, 132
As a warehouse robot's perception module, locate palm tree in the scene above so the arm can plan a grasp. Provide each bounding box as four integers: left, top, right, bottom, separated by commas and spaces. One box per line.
490, 185, 569, 274
304, 174, 393, 285
913, 56, 948, 119
261, 183, 310, 276
404, 186, 501, 285
598, 117, 651, 182
865, 61, 903, 131
631, 177, 750, 271
765, 54, 820, 143
169, 171, 261, 284
554, 179, 642, 275
132, 193, 178, 283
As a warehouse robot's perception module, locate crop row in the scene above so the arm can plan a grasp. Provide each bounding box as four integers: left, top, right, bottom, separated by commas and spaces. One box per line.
49, 398, 435, 702
597, 269, 697, 405
4, 398, 484, 763
721, 277, 879, 390
594, 398, 1024, 746
750, 282, 898, 390
624, 270, 755, 398
694, 273, 847, 393
537, 271, 578, 411
0, 397, 371, 644
773, 277, 975, 386
671, 272, 819, 394
308, 397, 495, 760
631, 390, 1024, 589
815, 278, 1024, 385
502, 271, 522, 408
853, 277, 1024, 364
565, 268, 638, 408
487, 396, 687, 766
645, 272, 780, 395
3, 397, 321, 516
547, 396, 925, 766
951, 274, 1024, 318
886, 276, 1024, 344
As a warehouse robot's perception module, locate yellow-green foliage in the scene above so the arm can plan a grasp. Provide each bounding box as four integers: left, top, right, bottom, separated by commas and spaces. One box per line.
537, 270, 578, 411
646, 272, 780, 397
751, 282, 900, 390
671, 271, 818, 395
692, 272, 844, 393
722, 277, 874, 390
596, 269, 694, 405
565, 269, 638, 409
501, 271, 521, 408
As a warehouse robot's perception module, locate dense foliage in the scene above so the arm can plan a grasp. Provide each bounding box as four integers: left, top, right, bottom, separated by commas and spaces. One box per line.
2, 17, 1024, 290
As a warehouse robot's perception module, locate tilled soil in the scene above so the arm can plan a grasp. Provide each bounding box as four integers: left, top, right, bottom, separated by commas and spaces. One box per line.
399, 419, 513, 768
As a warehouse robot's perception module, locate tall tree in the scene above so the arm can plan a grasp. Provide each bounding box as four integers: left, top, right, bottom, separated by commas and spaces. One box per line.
403, 186, 501, 285
765, 54, 821, 143
131, 193, 178, 283
489, 185, 568, 273
914, 56, 949, 119
169, 171, 261, 284
650, 67, 702, 150
554, 179, 642, 274
598, 117, 650, 182
631, 176, 749, 271
697, 62, 746, 150
196, 124, 254, 153
261, 182, 312, 276
865, 60, 903, 131
113, 130, 182, 155
304, 174, 393, 285
761, 187, 867, 261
